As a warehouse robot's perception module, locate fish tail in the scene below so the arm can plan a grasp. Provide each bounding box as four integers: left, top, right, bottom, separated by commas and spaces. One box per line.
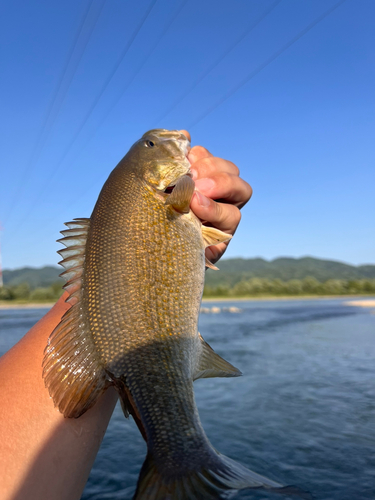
133, 451, 312, 500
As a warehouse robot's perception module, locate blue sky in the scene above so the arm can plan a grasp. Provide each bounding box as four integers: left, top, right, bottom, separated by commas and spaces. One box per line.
0, 0, 374, 269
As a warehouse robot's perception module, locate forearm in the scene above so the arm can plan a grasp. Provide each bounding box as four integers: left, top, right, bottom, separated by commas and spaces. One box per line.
0, 294, 118, 500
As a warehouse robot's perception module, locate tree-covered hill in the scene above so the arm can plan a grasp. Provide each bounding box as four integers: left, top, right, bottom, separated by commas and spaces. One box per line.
2, 257, 375, 290
206, 256, 375, 288
3, 266, 63, 289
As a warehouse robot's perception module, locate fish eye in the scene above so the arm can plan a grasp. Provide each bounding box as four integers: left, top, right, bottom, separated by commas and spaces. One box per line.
145, 140, 155, 148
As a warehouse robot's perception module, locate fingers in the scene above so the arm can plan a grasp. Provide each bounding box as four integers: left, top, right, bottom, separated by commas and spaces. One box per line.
194, 172, 252, 209
191, 191, 241, 233
188, 145, 213, 162
178, 129, 191, 142
188, 146, 252, 209
178, 132, 252, 264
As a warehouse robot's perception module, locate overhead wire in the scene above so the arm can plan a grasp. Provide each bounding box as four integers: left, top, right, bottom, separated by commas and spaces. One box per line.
3, 0, 106, 224
11, 0, 190, 243
8, 0, 347, 241
154, 0, 283, 124
10, 0, 159, 236
76, 0, 190, 151
187, 0, 348, 129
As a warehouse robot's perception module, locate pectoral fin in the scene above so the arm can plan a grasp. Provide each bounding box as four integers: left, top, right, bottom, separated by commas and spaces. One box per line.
194, 333, 242, 380
205, 256, 219, 271
201, 226, 232, 270
201, 225, 232, 247
165, 175, 195, 213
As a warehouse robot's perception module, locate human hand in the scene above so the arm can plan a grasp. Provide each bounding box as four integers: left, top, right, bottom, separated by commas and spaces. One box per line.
180, 130, 253, 265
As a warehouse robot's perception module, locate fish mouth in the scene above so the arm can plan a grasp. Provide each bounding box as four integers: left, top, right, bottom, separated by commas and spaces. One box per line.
164, 185, 175, 194
142, 129, 192, 193
162, 133, 192, 194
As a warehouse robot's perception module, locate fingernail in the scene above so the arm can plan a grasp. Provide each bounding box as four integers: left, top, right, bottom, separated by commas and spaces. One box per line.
195, 191, 211, 207
194, 178, 215, 192
190, 168, 198, 180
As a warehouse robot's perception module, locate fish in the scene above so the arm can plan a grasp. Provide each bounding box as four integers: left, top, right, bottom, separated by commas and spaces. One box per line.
42, 129, 310, 500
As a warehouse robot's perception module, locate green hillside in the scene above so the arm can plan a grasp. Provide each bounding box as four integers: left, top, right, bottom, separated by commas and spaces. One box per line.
206, 257, 375, 288
2, 257, 375, 291
3, 266, 62, 288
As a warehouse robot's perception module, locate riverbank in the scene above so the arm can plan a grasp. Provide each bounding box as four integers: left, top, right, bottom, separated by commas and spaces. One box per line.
344, 299, 375, 307
0, 302, 55, 310
202, 294, 375, 302
1, 295, 375, 310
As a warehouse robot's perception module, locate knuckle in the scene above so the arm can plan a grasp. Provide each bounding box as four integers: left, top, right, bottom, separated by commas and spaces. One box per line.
234, 207, 242, 225
245, 181, 253, 200
203, 156, 217, 171
227, 161, 240, 176
191, 145, 210, 157
219, 171, 233, 185
216, 202, 241, 229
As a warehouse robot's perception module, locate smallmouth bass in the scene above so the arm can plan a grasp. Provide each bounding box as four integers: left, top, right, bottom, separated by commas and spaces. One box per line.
43, 129, 309, 499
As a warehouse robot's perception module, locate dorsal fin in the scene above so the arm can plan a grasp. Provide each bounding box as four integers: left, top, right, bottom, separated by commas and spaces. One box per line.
193, 333, 242, 380
42, 218, 110, 418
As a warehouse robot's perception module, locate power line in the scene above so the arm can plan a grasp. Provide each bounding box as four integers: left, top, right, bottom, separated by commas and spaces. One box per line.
3, 0, 105, 224
84, 0, 190, 142
47, 0, 159, 172
10, 0, 190, 244
155, 0, 283, 124
54, 0, 190, 200
187, 0, 347, 129
10, 0, 159, 237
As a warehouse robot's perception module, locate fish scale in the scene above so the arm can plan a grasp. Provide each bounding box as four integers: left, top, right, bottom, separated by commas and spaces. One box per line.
43, 129, 310, 500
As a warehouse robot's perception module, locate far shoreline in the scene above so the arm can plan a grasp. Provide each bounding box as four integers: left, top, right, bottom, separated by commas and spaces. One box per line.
1, 295, 374, 310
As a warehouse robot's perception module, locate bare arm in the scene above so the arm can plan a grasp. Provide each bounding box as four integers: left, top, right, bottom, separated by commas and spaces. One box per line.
0, 293, 118, 500
0, 130, 252, 500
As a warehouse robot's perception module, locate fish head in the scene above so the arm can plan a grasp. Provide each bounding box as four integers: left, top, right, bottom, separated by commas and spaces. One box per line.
129, 129, 191, 192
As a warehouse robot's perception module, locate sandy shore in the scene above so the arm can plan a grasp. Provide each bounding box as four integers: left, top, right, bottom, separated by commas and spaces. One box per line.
0, 302, 55, 310
202, 295, 375, 303
1, 295, 374, 310
343, 300, 375, 308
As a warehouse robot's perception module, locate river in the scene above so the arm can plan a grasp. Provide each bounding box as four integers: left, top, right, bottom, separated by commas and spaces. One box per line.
1, 298, 374, 499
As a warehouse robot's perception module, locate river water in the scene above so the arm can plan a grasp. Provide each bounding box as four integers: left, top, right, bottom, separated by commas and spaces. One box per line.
0, 298, 374, 499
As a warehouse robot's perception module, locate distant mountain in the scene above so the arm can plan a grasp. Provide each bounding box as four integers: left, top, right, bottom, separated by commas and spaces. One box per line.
2, 257, 375, 290
3, 266, 62, 289
205, 256, 375, 288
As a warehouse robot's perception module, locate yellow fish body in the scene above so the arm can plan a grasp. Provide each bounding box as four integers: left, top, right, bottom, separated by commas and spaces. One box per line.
43, 129, 306, 499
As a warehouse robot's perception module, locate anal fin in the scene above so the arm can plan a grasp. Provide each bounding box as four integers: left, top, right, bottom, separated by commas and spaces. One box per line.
114, 378, 148, 442
194, 333, 242, 380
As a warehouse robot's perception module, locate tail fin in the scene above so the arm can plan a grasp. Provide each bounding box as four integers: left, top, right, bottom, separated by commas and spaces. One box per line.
133, 451, 312, 500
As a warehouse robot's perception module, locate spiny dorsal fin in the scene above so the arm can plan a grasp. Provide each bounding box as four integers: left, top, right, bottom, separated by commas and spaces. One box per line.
193, 333, 242, 380
201, 225, 232, 247
42, 218, 110, 418
165, 175, 195, 214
